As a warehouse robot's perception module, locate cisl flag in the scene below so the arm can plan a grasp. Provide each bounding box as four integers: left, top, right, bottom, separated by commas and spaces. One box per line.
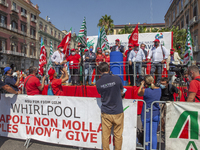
166, 102, 200, 150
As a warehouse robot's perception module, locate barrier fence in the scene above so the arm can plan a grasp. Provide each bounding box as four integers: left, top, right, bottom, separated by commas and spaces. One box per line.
0, 94, 198, 150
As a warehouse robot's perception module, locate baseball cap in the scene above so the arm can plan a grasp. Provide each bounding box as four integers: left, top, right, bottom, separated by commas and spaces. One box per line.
4, 67, 11, 75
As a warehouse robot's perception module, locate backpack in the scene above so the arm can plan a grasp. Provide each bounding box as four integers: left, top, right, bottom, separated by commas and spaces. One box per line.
47, 83, 54, 95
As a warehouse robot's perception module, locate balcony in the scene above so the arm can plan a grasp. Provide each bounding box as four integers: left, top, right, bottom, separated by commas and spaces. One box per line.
14, 51, 22, 56
11, 6, 19, 13
0, 62, 7, 67
193, 46, 199, 52
30, 35, 35, 39
20, 31, 27, 36
189, 16, 198, 26
0, 0, 8, 7
21, 12, 27, 18
31, 18, 37, 23
5, 50, 13, 54
0, 23, 7, 28
11, 27, 18, 33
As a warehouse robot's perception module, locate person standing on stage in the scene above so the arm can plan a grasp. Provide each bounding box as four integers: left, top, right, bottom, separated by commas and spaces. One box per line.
96, 48, 105, 81
96, 62, 124, 150
85, 45, 96, 85
111, 39, 125, 53
128, 43, 145, 86
104, 49, 110, 65
48, 67, 69, 96
51, 45, 65, 78
140, 43, 148, 77
147, 39, 170, 86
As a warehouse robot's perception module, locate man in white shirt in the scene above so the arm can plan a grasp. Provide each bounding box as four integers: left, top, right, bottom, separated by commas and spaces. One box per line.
51, 45, 65, 78
147, 39, 170, 85
128, 43, 145, 86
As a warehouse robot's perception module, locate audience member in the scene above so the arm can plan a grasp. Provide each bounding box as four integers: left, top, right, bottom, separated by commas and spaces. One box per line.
96, 62, 124, 150
147, 39, 170, 86
4, 67, 20, 93
128, 43, 145, 86
24, 66, 46, 95
187, 65, 200, 102
0, 80, 19, 94
138, 75, 161, 150
85, 46, 96, 85
96, 48, 105, 81
48, 68, 69, 96
104, 49, 110, 65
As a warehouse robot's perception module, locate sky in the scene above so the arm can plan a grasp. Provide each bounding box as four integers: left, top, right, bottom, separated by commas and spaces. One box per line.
32, 0, 172, 36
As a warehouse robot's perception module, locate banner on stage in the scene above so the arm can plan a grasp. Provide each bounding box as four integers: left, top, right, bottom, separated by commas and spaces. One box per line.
0, 94, 137, 150
166, 102, 200, 150
87, 32, 173, 52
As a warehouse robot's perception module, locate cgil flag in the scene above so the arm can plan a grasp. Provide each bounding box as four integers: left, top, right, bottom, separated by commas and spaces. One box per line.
76, 17, 87, 47
183, 26, 193, 66
58, 27, 72, 57
18, 70, 24, 91
129, 24, 138, 45
46, 40, 54, 73
96, 26, 109, 52
38, 37, 47, 76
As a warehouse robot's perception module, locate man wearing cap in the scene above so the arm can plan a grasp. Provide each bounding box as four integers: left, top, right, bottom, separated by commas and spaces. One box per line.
125, 44, 134, 85
51, 45, 65, 78
4, 67, 20, 93
24, 66, 46, 95
85, 45, 96, 85
48, 67, 69, 95
147, 39, 170, 85
111, 39, 125, 53
83, 49, 88, 62
167, 48, 182, 82
64, 48, 81, 85
128, 43, 145, 86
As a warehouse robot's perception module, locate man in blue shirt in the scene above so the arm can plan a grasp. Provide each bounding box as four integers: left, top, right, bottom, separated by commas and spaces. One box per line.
128, 43, 145, 86
96, 62, 124, 150
4, 67, 20, 92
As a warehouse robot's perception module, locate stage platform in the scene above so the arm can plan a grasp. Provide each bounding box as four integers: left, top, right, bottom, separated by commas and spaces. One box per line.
42, 85, 186, 115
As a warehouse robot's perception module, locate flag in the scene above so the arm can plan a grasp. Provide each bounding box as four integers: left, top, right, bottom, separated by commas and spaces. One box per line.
58, 27, 72, 57
96, 26, 109, 52
183, 26, 193, 66
18, 70, 24, 91
39, 37, 47, 75
46, 40, 54, 73
129, 24, 138, 45
76, 17, 87, 47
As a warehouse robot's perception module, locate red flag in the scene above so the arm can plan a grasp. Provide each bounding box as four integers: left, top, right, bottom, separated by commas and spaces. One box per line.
58, 28, 72, 57
39, 38, 47, 75
129, 24, 138, 45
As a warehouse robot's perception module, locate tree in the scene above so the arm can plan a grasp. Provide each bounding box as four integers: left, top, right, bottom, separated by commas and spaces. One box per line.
139, 26, 147, 33
97, 14, 114, 35
118, 25, 133, 34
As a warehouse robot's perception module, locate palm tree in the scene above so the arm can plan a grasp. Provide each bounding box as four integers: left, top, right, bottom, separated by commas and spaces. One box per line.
97, 14, 114, 35
139, 26, 147, 33
118, 25, 133, 34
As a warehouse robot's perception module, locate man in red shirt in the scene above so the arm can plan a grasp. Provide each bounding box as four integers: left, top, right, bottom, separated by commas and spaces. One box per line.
187, 65, 200, 102
48, 67, 69, 96
24, 66, 46, 95
64, 48, 81, 85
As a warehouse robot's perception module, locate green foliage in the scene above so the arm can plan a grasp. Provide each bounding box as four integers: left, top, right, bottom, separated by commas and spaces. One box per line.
118, 25, 133, 34
97, 14, 114, 35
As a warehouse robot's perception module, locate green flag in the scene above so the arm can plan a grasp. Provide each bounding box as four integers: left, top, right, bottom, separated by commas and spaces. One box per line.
46, 40, 54, 73
183, 26, 193, 66
96, 26, 109, 52
76, 17, 87, 46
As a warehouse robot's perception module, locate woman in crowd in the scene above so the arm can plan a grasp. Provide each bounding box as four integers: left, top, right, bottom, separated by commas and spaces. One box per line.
95, 48, 105, 81
138, 75, 161, 150
48, 67, 69, 96
104, 49, 110, 65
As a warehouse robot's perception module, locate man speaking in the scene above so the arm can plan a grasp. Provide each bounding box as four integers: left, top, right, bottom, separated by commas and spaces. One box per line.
96, 62, 124, 150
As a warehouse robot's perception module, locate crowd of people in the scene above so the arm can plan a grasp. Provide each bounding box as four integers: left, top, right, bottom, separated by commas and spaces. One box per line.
0, 37, 199, 150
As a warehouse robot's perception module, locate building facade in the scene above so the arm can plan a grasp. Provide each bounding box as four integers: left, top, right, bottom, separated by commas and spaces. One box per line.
113, 23, 166, 35
38, 17, 66, 61
165, 0, 200, 61
0, 0, 40, 73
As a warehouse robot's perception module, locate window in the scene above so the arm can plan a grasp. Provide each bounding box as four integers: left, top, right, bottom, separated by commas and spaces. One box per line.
51, 28, 53, 35
55, 31, 57, 38
12, 2, 16, 10
54, 43, 56, 49
0, 15, 7, 27
181, 18, 184, 28
185, 11, 189, 25
31, 13, 36, 21
44, 38, 47, 46
11, 20, 18, 29
181, 0, 183, 10
176, 3, 179, 16
30, 27, 36, 36
21, 24, 26, 32
44, 25, 47, 32
21, 8, 27, 14
39, 22, 43, 30
58, 33, 60, 39
39, 36, 41, 42
0, 40, 6, 51
173, 10, 175, 21
11, 43, 17, 52
193, 4, 197, 17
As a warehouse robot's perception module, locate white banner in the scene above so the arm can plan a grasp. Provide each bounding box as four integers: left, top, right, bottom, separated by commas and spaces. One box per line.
0, 94, 137, 150
166, 102, 200, 150
87, 32, 173, 52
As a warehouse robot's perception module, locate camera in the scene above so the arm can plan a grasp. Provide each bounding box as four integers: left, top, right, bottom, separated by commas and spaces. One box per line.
169, 63, 187, 78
